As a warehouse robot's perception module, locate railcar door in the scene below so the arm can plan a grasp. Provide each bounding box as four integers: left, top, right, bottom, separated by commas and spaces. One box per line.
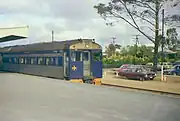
0, 54, 2, 70
91, 50, 102, 78
83, 51, 91, 76
64, 52, 69, 77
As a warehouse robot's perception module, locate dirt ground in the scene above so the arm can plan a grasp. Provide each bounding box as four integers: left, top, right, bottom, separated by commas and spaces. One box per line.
102, 69, 180, 94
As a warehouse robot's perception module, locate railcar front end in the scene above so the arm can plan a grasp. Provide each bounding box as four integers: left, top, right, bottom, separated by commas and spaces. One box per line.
66, 49, 102, 85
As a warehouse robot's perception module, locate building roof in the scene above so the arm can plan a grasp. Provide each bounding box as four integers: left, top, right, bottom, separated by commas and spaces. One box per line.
0, 26, 28, 43
0, 35, 27, 43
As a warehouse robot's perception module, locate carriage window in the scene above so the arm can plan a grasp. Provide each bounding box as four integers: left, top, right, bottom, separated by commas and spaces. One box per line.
19, 57, 24, 64
12, 57, 17, 64
31, 57, 37, 65
24, 58, 27, 64
83, 52, 89, 61
71, 51, 82, 61
38, 57, 44, 65
50, 58, 54, 65
46, 58, 50, 65
27, 57, 31, 64
3, 57, 10, 63
2, 57, 7, 63
55, 57, 58, 65
71, 51, 76, 61
14, 58, 17, 64
45, 57, 56, 65
9, 58, 12, 63
31, 58, 34, 64
92, 51, 101, 61
76, 52, 81, 61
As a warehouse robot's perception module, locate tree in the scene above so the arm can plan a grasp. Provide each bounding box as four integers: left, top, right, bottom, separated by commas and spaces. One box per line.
105, 43, 121, 57
120, 45, 153, 58
165, 28, 180, 51
165, 0, 180, 27
94, 0, 180, 71
138, 45, 154, 58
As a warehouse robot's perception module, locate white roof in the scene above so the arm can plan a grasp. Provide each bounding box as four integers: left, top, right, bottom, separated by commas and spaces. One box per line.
0, 26, 29, 38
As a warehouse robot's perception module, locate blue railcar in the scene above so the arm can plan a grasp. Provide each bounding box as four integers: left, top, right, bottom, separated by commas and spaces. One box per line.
0, 39, 102, 85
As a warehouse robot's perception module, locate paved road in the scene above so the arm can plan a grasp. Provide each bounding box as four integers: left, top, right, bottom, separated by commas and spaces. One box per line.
0, 73, 180, 121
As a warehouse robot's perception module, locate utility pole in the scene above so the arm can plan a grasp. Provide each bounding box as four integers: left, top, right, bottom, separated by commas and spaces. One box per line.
132, 35, 140, 64
161, 9, 165, 64
161, 9, 165, 81
111, 37, 116, 56
135, 35, 140, 57
51, 30, 54, 42
111, 37, 116, 44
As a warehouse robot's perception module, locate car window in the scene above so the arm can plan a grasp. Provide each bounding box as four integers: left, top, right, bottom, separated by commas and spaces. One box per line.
176, 66, 180, 70
130, 68, 136, 72
136, 68, 142, 72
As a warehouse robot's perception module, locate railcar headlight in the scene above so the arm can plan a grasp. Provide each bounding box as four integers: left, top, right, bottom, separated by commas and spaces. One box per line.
85, 44, 89, 48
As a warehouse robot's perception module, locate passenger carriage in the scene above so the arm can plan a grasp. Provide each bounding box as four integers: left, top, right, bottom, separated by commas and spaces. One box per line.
0, 39, 102, 85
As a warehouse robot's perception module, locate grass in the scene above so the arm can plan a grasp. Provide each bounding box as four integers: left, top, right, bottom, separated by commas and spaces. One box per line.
153, 74, 180, 83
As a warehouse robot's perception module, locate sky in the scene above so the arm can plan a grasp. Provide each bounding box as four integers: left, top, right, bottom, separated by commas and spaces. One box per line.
0, 0, 180, 48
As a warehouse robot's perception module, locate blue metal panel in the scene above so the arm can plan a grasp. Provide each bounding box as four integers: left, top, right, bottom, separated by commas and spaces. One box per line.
58, 56, 63, 66
91, 61, 102, 78
70, 61, 83, 79
91, 50, 102, 78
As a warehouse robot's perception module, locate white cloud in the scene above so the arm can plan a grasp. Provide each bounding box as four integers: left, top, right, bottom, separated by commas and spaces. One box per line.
3, 0, 178, 48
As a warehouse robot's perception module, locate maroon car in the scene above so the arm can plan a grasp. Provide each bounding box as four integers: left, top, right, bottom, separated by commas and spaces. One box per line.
113, 64, 132, 75
121, 65, 156, 81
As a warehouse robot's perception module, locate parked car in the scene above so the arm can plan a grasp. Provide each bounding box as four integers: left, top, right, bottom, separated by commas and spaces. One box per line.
120, 65, 156, 81
146, 62, 153, 68
154, 62, 173, 71
163, 65, 180, 76
146, 63, 165, 71
173, 61, 180, 66
162, 62, 173, 70
116, 64, 133, 75
113, 64, 132, 74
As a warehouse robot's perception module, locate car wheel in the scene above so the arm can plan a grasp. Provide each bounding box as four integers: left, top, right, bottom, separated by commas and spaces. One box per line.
150, 78, 154, 80
125, 76, 128, 79
139, 77, 144, 81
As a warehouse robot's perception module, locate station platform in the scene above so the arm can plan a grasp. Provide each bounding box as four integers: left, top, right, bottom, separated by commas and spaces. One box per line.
0, 72, 180, 121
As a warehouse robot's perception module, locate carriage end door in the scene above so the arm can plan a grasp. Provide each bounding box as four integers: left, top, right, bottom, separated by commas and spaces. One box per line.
83, 51, 91, 76
64, 51, 69, 78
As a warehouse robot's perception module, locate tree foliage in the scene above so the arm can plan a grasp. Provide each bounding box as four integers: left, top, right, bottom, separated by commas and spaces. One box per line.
165, 28, 180, 51
94, 0, 180, 71
120, 45, 153, 58
104, 43, 121, 57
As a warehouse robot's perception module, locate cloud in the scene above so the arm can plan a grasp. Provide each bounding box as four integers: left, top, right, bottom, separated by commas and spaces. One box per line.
0, 0, 160, 48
